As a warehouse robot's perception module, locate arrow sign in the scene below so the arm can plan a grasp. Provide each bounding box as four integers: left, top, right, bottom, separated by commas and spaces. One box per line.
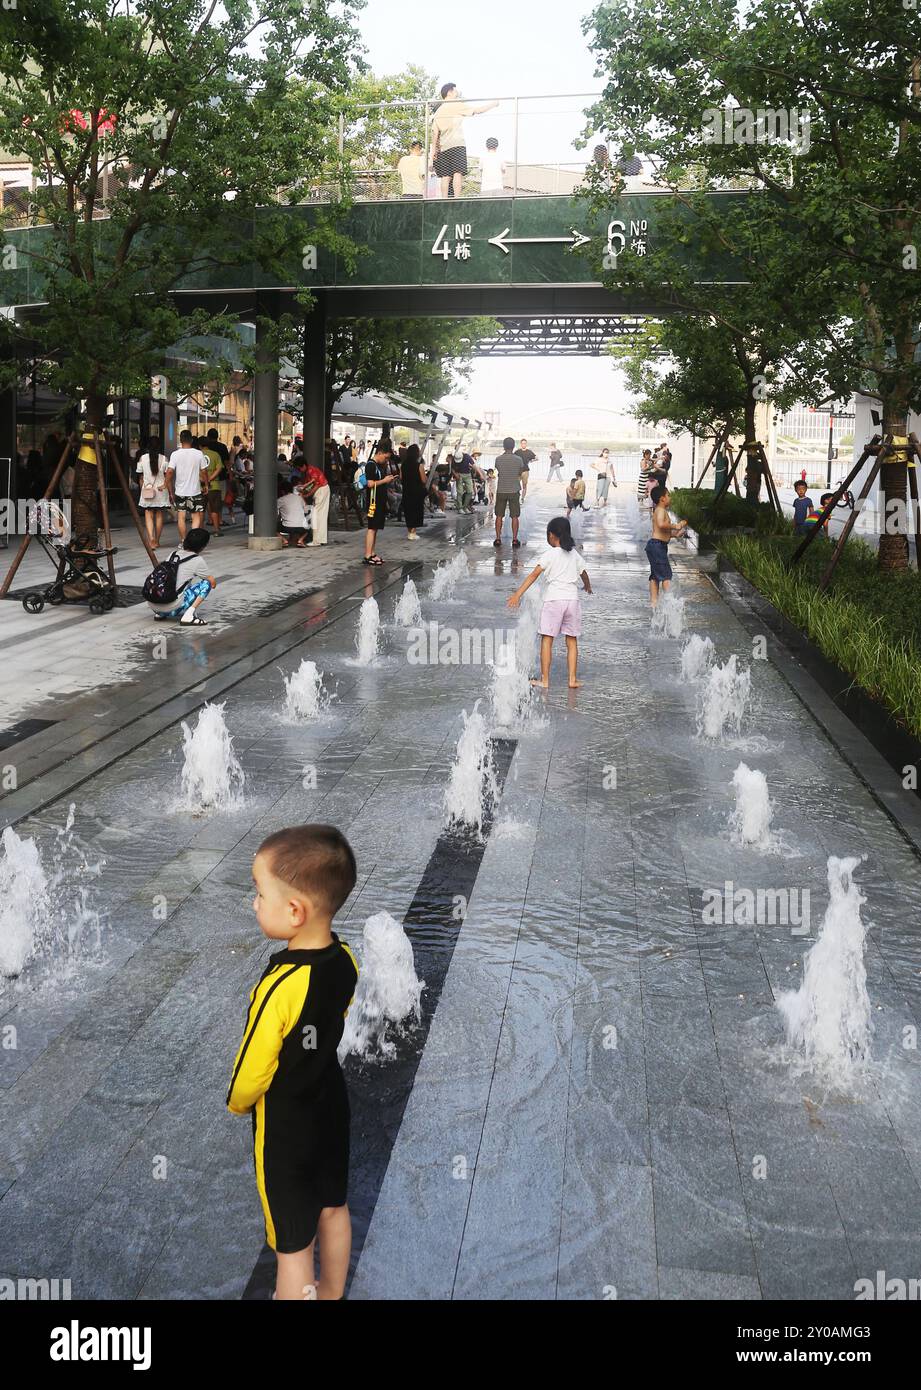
489, 228, 591, 255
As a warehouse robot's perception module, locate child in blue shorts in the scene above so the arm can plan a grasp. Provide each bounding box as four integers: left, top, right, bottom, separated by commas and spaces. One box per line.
645, 484, 687, 610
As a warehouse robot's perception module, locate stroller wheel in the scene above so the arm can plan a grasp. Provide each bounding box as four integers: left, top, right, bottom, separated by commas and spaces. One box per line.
88, 596, 107, 616
22, 592, 45, 614
102, 593, 116, 612
47, 586, 65, 605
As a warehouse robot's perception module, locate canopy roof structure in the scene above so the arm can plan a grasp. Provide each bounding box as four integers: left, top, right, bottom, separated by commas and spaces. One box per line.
331, 389, 434, 429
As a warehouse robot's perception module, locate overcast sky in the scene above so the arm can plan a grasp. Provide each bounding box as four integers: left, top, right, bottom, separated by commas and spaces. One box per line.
356, 0, 632, 432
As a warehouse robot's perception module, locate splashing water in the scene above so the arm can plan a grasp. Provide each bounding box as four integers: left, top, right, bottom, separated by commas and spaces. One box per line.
393, 577, 423, 628
696, 655, 752, 740
729, 763, 777, 851
0, 806, 105, 979
430, 552, 467, 601
0, 827, 51, 976
622, 495, 649, 541
777, 857, 872, 1089
283, 660, 330, 720
444, 703, 499, 838
651, 591, 686, 638
490, 638, 531, 732
180, 702, 245, 811
681, 633, 715, 682
515, 586, 541, 669
355, 596, 381, 665
338, 911, 424, 1061
490, 589, 542, 732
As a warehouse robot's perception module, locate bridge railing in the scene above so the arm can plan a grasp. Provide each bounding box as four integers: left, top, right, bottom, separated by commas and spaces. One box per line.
331, 91, 657, 202
0, 91, 658, 225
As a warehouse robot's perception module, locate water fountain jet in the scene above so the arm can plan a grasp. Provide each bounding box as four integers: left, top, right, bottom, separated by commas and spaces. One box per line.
729, 762, 777, 851
680, 633, 715, 682
393, 577, 423, 628
444, 703, 498, 838
777, 856, 872, 1089
355, 596, 381, 665
696, 655, 752, 740
429, 552, 467, 601
338, 911, 424, 1060
283, 660, 330, 720
180, 702, 245, 811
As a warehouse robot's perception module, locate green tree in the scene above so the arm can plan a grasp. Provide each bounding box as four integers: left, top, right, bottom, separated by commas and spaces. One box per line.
613, 318, 744, 447
343, 66, 438, 167
0, 0, 361, 541
322, 316, 498, 436
589, 188, 837, 500
584, 0, 921, 571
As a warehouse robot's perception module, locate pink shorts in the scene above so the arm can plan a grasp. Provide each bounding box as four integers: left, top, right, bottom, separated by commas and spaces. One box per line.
539, 598, 582, 638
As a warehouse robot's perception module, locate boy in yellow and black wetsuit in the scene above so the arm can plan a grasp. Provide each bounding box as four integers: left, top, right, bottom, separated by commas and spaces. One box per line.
227, 824, 359, 1301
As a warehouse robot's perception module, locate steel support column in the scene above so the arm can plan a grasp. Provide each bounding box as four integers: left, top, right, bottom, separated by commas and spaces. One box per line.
302, 294, 327, 470
250, 308, 282, 549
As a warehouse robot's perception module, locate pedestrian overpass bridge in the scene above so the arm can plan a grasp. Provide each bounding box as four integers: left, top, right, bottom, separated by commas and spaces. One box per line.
1, 190, 747, 319
0, 187, 748, 546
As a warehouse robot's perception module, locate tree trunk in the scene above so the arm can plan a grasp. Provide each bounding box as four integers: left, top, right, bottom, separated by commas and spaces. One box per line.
70, 392, 106, 545
877, 398, 910, 573
743, 391, 761, 503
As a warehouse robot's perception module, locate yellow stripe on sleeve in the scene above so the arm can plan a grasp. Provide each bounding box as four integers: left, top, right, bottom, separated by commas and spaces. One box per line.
227, 964, 311, 1114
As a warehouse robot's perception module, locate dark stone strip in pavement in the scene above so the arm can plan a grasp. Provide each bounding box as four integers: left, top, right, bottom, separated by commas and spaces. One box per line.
241, 736, 519, 1301
0, 561, 424, 831
711, 567, 921, 861
0, 717, 57, 751
0, 609, 96, 648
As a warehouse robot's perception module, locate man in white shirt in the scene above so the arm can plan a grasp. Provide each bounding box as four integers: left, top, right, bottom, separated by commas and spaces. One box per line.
165, 430, 209, 540
397, 141, 426, 198
480, 138, 506, 196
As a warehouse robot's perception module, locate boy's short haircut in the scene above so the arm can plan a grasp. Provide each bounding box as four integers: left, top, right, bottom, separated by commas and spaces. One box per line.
183, 528, 210, 554
651, 484, 668, 505
258, 824, 357, 915
794, 479, 807, 490
486, 137, 499, 149
410, 140, 422, 150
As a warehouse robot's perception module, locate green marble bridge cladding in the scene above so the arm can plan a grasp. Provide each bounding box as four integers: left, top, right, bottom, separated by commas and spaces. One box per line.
0, 193, 747, 308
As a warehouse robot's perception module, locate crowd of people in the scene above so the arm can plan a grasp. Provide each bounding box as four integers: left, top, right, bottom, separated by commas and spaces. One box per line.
16, 423, 678, 627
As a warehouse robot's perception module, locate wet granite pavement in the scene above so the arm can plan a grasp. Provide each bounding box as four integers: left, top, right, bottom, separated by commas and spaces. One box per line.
1, 483, 920, 1301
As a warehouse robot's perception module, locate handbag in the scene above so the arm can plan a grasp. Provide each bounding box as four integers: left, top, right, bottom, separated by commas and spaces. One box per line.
141, 454, 160, 501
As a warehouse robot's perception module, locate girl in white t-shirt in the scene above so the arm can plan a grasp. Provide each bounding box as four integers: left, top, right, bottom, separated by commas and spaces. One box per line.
507, 515, 592, 689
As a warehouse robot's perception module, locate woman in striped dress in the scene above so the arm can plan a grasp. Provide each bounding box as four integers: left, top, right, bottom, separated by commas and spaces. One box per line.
637, 450, 654, 508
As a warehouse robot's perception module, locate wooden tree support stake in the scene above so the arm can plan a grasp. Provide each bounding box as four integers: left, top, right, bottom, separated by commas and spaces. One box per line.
907, 433, 921, 570
0, 427, 158, 600
692, 426, 730, 492
788, 435, 881, 568
711, 440, 746, 508
816, 440, 890, 592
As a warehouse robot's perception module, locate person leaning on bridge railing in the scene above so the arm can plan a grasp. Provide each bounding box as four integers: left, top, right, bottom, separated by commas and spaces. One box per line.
430, 84, 499, 199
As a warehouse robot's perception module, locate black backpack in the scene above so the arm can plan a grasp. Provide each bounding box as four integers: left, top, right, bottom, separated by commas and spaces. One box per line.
143, 550, 194, 605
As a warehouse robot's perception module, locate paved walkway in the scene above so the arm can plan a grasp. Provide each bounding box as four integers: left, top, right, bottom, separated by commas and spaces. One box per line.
1, 483, 920, 1300
0, 505, 463, 727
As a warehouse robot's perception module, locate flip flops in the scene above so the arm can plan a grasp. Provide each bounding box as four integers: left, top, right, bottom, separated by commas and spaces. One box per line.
362, 555, 384, 566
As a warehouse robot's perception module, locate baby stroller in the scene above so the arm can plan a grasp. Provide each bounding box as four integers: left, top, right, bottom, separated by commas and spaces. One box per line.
20, 503, 119, 616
